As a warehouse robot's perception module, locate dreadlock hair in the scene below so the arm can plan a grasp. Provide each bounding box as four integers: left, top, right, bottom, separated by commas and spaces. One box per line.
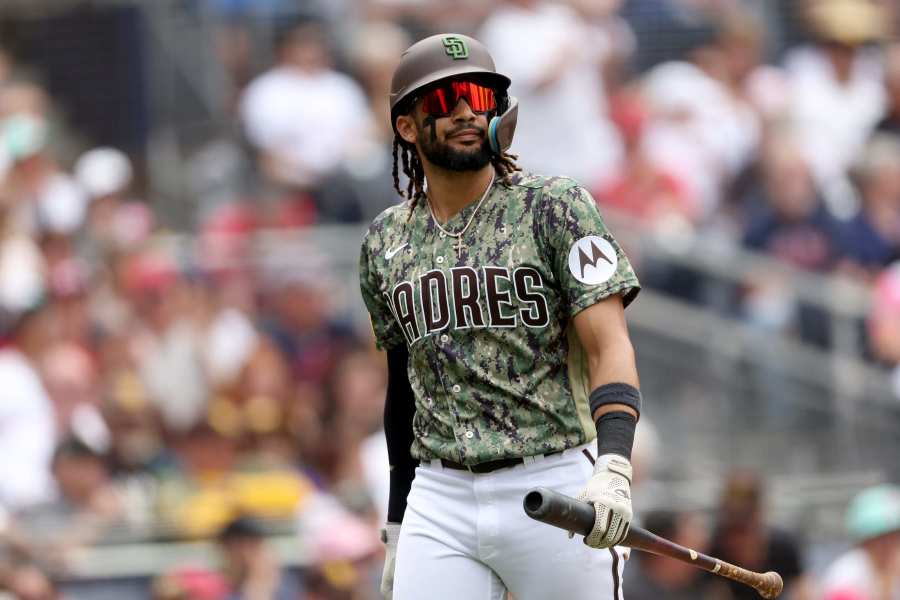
491, 149, 522, 184
391, 135, 522, 221
392, 136, 426, 211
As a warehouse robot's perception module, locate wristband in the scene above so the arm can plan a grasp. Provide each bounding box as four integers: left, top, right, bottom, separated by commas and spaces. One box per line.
588, 382, 641, 418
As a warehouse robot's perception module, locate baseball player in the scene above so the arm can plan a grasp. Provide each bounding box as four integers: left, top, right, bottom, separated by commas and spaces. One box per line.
359, 33, 643, 600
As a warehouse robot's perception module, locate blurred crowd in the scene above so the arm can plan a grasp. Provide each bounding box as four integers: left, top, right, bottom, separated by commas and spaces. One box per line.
0, 44, 389, 593
0, 0, 898, 598
213, 0, 900, 388
626, 473, 900, 600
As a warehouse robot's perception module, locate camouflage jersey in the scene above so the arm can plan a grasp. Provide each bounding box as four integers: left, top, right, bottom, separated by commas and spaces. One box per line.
359, 171, 640, 465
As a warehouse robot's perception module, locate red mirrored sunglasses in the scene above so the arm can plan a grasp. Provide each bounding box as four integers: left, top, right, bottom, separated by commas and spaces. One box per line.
420, 80, 498, 117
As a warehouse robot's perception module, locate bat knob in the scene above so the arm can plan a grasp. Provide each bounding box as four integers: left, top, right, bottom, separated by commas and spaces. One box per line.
758, 571, 784, 599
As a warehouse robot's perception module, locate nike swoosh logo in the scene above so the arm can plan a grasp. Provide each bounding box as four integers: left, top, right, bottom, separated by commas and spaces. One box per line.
385, 243, 408, 260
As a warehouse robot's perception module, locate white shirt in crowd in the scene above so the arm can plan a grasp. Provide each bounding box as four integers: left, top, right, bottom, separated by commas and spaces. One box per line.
360, 429, 390, 523
0, 347, 56, 510
203, 307, 259, 388
819, 547, 900, 600
785, 45, 885, 189
0, 234, 44, 313
240, 66, 372, 186
479, 2, 622, 187
641, 60, 760, 218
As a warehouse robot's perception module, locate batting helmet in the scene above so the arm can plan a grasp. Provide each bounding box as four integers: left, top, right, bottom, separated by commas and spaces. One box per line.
390, 33, 518, 155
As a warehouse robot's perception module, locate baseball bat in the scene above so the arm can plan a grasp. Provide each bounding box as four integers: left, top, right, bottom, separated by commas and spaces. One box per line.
523, 487, 783, 599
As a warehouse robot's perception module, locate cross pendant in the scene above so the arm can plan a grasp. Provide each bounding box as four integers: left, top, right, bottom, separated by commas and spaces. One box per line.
453, 236, 465, 259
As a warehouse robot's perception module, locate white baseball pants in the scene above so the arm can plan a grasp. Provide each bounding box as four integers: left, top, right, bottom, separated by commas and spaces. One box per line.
393, 443, 627, 600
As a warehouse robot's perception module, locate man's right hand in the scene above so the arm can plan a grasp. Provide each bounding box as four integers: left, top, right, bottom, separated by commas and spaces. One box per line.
380, 522, 402, 599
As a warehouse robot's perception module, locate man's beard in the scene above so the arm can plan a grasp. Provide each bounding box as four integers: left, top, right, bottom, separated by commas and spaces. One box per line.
418, 125, 493, 171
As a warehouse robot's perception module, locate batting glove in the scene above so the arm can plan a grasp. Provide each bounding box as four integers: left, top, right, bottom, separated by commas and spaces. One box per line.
574, 454, 633, 548
380, 522, 402, 599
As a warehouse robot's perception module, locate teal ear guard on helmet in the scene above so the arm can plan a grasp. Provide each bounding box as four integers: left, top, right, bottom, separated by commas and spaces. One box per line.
488, 96, 518, 155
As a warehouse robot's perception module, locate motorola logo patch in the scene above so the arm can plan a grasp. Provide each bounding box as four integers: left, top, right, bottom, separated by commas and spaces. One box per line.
567, 236, 617, 285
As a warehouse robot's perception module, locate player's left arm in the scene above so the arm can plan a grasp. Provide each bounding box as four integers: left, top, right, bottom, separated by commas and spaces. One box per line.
573, 293, 639, 419
572, 293, 641, 549
537, 178, 641, 548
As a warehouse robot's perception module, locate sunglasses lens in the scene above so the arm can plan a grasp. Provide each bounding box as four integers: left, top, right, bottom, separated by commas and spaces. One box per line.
454, 81, 497, 112
421, 81, 497, 116
422, 87, 451, 115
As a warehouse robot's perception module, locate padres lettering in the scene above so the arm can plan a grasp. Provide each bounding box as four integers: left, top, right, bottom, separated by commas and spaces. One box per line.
386, 266, 550, 345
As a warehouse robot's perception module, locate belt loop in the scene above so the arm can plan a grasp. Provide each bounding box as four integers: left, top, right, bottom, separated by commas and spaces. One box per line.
524, 454, 543, 465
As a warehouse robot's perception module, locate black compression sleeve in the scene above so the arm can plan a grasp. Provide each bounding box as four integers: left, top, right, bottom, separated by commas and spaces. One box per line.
385, 345, 418, 523
590, 383, 640, 460
595, 411, 637, 460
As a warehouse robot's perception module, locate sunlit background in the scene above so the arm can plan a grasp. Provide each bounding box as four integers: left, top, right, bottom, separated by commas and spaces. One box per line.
0, 0, 898, 598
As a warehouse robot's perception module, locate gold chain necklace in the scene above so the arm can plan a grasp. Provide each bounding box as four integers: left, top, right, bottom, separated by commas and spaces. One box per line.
427, 171, 495, 258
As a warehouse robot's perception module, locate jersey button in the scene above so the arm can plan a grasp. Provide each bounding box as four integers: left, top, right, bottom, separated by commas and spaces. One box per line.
465, 431, 474, 439
452, 384, 461, 393
436, 256, 445, 264
440, 334, 449, 343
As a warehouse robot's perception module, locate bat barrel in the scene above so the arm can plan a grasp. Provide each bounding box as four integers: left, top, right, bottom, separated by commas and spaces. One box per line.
523, 487, 595, 536
756, 571, 784, 599
715, 563, 784, 599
